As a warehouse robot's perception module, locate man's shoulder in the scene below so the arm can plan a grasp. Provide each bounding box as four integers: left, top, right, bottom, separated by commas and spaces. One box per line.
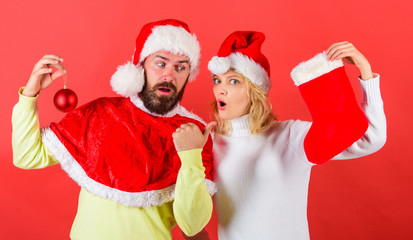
63, 97, 133, 119
90, 96, 127, 105
79, 96, 130, 109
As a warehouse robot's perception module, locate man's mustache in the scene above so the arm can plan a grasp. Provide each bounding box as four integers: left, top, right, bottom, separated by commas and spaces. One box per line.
153, 82, 177, 92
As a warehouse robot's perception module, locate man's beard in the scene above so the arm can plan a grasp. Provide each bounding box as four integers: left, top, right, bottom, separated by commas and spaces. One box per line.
140, 80, 187, 115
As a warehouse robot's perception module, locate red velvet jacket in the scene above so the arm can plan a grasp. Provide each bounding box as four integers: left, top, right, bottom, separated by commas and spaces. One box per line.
41, 96, 214, 207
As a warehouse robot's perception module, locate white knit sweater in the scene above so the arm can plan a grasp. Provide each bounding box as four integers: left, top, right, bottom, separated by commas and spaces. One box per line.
213, 76, 386, 240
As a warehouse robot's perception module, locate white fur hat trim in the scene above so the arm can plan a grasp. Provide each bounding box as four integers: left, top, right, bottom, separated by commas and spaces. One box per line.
208, 52, 271, 92
139, 25, 201, 82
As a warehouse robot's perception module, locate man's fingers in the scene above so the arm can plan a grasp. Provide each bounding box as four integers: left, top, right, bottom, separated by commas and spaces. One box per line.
174, 121, 215, 138
33, 67, 53, 77
177, 122, 196, 131
33, 57, 64, 72
50, 69, 67, 81
43, 54, 64, 62
33, 59, 58, 72
50, 62, 66, 72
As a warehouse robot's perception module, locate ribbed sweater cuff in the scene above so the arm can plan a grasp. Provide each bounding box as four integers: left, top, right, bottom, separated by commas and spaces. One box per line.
18, 87, 38, 109
359, 73, 382, 104
178, 148, 204, 170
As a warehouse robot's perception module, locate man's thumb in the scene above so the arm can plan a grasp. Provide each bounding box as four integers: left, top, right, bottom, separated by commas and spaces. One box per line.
203, 122, 217, 138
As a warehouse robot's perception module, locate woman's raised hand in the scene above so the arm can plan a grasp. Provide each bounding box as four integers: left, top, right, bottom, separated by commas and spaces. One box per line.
326, 41, 373, 80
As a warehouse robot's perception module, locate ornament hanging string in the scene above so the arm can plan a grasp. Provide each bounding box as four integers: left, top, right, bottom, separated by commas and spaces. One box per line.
63, 73, 67, 89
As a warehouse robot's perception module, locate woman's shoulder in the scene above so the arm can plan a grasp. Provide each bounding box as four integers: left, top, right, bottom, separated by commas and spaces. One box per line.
265, 119, 311, 133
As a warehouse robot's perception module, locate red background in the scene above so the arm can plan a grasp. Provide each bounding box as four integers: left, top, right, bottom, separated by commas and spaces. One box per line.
1, 0, 412, 239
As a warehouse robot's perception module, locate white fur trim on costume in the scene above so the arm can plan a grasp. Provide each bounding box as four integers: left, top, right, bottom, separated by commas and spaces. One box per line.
110, 62, 144, 97
139, 25, 201, 81
208, 52, 271, 91
41, 127, 216, 208
290, 52, 343, 86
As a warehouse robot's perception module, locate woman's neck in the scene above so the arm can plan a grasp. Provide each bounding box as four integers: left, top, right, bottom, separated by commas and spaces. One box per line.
227, 114, 251, 137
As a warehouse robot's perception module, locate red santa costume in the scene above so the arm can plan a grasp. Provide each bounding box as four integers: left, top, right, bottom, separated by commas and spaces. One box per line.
42, 95, 215, 207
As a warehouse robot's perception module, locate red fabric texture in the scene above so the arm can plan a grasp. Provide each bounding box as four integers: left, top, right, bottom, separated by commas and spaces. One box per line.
299, 67, 369, 164
49, 97, 213, 192
216, 31, 270, 77
132, 19, 192, 65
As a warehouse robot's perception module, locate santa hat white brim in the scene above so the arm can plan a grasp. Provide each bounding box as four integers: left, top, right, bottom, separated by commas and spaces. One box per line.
208, 52, 271, 92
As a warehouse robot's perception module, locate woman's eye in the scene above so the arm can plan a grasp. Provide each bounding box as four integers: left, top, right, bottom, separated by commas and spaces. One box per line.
229, 79, 239, 84
213, 78, 221, 84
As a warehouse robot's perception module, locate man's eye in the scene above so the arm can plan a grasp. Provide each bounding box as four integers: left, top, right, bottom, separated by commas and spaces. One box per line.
157, 62, 165, 67
213, 78, 221, 84
176, 66, 185, 71
229, 79, 239, 84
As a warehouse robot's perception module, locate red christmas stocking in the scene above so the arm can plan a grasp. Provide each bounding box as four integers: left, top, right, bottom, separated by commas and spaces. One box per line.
291, 53, 369, 164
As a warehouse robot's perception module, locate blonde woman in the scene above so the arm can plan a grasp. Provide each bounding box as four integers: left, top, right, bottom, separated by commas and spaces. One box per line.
173, 31, 386, 239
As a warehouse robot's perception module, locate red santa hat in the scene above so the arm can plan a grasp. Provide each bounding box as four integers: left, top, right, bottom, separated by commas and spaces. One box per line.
208, 31, 272, 92
111, 19, 201, 97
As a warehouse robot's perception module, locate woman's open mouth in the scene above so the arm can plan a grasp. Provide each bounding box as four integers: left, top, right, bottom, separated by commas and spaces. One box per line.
217, 99, 227, 110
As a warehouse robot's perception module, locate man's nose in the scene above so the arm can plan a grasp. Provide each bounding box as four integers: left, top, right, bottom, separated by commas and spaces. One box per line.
161, 66, 175, 82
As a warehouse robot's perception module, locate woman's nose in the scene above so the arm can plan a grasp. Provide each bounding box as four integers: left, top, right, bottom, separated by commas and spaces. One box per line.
218, 85, 227, 95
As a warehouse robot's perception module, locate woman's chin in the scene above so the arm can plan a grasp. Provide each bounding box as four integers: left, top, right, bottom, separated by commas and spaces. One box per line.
218, 112, 230, 120
218, 112, 240, 121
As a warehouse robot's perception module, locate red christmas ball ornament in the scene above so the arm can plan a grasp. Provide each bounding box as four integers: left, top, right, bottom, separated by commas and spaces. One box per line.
54, 88, 78, 112
53, 74, 78, 112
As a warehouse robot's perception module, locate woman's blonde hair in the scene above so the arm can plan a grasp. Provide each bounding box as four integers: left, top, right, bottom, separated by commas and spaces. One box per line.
212, 73, 277, 135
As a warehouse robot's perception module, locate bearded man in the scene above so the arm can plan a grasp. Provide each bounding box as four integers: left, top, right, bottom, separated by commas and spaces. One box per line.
12, 19, 215, 240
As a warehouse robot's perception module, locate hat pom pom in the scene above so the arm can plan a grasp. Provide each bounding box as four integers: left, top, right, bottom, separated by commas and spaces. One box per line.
208, 56, 231, 75
110, 62, 145, 97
